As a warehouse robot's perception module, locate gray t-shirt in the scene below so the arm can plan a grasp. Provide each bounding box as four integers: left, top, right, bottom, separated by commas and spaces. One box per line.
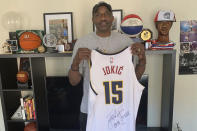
69, 31, 135, 113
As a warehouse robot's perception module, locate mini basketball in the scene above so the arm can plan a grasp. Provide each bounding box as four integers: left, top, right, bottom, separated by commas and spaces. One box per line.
24, 122, 37, 131
19, 32, 42, 51
120, 14, 143, 37
16, 71, 29, 83
38, 45, 45, 53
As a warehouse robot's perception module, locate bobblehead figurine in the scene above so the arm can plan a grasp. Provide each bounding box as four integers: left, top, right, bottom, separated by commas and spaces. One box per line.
154, 10, 176, 43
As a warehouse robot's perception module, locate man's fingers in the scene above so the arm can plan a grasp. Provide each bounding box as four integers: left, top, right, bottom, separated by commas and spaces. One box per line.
79, 52, 91, 60
77, 48, 91, 60
130, 43, 145, 55
78, 48, 91, 52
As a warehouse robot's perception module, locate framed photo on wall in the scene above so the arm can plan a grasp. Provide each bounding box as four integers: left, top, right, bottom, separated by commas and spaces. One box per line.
93, 9, 123, 32
43, 12, 73, 44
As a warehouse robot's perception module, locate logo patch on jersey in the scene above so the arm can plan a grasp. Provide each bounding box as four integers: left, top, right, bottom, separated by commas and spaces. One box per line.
110, 57, 114, 64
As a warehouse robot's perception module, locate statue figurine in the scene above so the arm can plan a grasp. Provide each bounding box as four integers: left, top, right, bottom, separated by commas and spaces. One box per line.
154, 10, 176, 43
2, 42, 11, 53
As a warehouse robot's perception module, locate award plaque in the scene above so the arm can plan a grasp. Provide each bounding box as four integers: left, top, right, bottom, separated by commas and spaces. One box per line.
140, 29, 152, 41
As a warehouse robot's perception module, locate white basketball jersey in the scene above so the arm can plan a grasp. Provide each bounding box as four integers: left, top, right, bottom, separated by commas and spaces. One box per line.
86, 47, 144, 131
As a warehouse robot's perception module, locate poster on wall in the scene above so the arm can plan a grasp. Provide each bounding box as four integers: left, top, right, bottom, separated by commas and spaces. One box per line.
180, 20, 197, 42
179, 20, 197, 74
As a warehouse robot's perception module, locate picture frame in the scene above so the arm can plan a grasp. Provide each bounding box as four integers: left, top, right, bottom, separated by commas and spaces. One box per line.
43, 12, 73, 44
93, 9, 123, 32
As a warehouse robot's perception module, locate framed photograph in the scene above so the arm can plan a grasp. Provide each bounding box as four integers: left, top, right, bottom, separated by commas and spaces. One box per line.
43, 12, 73, 44
93, 9, 123, 32
180, 20, 197, 42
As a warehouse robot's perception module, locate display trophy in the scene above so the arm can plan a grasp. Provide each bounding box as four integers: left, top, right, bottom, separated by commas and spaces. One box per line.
43, 34, 57, 53
139, 29, 153, 49
63, 29, 70, 51
120, 14, 154, 51
140, 29, 153, 41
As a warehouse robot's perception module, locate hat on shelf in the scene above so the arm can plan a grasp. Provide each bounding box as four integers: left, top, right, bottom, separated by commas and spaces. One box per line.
154, 10, 176, 22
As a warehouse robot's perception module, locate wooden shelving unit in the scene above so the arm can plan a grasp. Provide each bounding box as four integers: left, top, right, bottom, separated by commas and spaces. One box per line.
0, 50, 176, 131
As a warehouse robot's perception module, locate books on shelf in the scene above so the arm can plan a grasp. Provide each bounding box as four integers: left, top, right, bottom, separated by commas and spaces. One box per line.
23, 95, 36, 120
20, 97, 26, 120
11, 95, 36, 120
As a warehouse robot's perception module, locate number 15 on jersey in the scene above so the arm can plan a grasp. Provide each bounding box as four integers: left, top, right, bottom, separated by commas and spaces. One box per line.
103, 81, 123, 104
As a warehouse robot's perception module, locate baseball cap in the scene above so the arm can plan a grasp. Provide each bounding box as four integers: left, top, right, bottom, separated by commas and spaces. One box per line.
154, 10, 176, 22
92, 1, 112, 16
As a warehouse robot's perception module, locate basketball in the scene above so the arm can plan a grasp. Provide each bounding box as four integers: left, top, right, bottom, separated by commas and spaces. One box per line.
19, 32, 42, 51
16, 71, 29, 83
120, 14, 143, 37
24, 122, 37, 131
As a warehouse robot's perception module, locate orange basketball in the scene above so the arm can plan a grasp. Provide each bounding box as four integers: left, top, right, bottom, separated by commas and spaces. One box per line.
19, 32, 42, 51
24, 122, 37, 131
16, 71, 29, 83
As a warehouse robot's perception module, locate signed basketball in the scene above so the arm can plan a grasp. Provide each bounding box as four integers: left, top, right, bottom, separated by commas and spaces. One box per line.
120, 14, 143, 37
19, 32, 42, 51
16, 71, 29, 83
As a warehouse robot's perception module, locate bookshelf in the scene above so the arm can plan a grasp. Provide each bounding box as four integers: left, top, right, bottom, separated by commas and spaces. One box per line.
0, 53, 72, 131
0, 50, 176, 131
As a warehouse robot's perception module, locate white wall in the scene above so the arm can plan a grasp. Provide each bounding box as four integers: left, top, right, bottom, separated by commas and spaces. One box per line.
0, 0, 197, 131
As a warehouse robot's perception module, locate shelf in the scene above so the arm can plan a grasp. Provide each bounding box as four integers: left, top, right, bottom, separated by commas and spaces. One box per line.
6, 122, 25, 131
7, 119, 36, 122
49, 127, 165, 131
137, 127, 166, 131
0, 50, 176, 58
0, 52, 72, 58
145, 49, 176, 55
0, 89, 33, 91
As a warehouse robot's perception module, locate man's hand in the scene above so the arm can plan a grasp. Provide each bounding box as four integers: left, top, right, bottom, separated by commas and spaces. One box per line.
71, 48, 91, 71
130, 43, 146, 80
69, 48, 91, 86
130, 43, 145, 60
